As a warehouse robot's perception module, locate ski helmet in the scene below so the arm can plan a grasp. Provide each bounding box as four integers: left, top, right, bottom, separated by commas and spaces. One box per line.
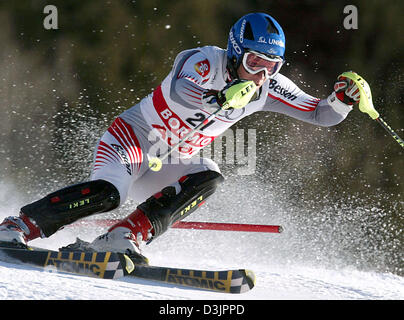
227, 13, 286, 79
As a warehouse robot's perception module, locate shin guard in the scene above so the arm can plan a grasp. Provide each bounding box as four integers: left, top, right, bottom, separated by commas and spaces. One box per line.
21, 179, 120, 237
138, 170, 224, 240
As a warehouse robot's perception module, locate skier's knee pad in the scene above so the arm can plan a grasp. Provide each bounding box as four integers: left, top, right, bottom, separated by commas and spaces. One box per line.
21, 179, 120, 237
139, 170, 224, 239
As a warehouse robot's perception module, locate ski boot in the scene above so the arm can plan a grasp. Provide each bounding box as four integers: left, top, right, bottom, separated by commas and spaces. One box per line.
90, 208, 151, 265
0, 214, 43, 248
61, 209, 151, 265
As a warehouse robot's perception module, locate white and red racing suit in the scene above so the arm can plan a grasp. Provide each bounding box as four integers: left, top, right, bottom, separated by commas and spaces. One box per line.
91, 46, 352, 204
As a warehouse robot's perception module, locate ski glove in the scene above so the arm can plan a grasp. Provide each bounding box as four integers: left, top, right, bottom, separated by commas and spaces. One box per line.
333, 72, 361, 105
203, 79, 257, 110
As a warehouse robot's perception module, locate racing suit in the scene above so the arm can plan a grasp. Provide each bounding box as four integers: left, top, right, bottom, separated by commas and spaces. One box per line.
92, 45, 352, 204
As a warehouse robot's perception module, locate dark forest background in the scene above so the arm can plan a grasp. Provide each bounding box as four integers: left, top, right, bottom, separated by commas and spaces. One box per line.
0, 1, 402, 274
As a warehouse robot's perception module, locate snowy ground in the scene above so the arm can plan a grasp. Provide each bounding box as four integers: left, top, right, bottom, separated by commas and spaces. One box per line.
1, 257, 403, 300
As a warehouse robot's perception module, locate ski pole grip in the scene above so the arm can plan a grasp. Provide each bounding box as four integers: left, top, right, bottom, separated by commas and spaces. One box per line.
339, 71, 380, 120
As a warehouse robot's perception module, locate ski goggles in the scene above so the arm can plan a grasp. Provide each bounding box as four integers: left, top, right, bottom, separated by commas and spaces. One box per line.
242, 51, 284, 78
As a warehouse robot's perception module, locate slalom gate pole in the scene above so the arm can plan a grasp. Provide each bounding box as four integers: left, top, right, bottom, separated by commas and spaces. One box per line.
171, 221, 283, 233
73, 219, 283, 234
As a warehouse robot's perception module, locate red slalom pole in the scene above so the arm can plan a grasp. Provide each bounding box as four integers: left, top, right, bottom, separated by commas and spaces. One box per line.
172, 221, 283, 233
73, 219, 283, 234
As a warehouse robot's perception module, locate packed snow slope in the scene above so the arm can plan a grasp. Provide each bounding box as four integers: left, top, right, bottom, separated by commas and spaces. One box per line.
0, 240, 403, 300
0, 176, 403, 300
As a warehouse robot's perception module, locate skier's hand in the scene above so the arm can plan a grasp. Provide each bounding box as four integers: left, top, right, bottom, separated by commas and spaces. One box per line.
218, 79, 257, 110
333, 72, 361, 105
203, 79, 256, 110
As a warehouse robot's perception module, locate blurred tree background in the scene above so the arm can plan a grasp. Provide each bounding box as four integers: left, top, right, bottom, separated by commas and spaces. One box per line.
0, 0, 402, 274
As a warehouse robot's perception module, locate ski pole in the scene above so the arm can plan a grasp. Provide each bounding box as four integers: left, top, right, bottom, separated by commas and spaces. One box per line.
374, 117, 404, 148
340, 71, 404, 149
147, 80, 257, 171
147, 107, 223, 171
73, 219, 283, 233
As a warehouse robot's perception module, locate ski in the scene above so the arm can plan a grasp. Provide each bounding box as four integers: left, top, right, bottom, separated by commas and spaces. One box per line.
0, 244, 255, 294
127, 264, 255, 294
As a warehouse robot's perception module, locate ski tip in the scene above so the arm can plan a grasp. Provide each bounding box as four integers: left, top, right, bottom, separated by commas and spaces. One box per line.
244, 269, 256, 290
232, 269, 255, 293
245, 269, 256, 285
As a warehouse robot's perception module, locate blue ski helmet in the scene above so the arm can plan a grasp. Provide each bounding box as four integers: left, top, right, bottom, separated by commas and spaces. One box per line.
227, 13, 286, 79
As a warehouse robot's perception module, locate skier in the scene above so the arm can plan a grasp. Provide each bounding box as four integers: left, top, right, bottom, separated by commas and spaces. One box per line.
0, 13, 361, 263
